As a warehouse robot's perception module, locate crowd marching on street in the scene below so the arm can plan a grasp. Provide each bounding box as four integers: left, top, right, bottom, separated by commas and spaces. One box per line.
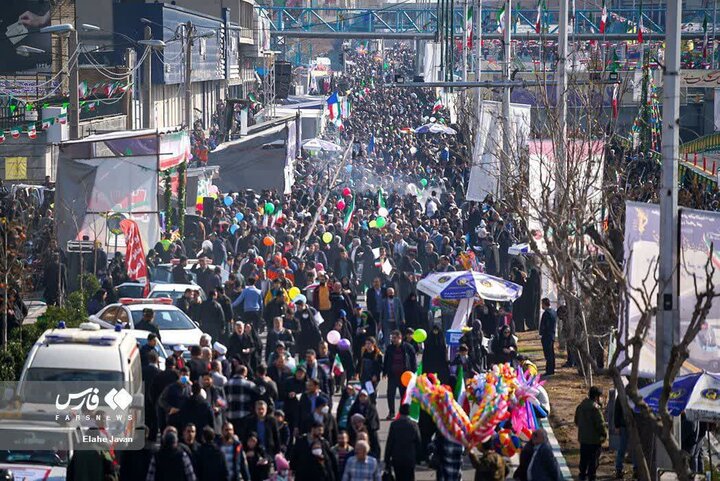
10, 41, 694, 481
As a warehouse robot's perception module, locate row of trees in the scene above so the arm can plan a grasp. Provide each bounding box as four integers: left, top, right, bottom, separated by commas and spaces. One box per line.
455, 55, 717, 481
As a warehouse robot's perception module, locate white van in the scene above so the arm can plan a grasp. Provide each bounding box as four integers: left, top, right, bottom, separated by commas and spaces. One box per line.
19, 322, 143, 398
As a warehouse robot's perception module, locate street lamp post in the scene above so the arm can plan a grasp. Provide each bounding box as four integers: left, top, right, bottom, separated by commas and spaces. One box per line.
41, 24, 80, 139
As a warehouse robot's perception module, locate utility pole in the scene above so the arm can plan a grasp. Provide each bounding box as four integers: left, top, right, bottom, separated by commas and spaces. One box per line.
655, 0, 681, 469
500, 0, 511, 198
557, 0, 569, 187
184, 21, 194, 129
125, 48, 136, 130
143, 26, 154, 129
462, 0, 468, 81
68, 28, 80, 140
656, 0, 680, 385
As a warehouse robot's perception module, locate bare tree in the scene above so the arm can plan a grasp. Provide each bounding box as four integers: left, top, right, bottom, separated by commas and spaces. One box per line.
457, 58, 718, 480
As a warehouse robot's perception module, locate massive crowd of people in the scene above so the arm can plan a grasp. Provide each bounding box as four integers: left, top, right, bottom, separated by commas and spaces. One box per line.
7, 41, 717, 481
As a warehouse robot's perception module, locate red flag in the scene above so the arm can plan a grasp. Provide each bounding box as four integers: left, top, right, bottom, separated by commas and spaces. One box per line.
119, 219, 149, 290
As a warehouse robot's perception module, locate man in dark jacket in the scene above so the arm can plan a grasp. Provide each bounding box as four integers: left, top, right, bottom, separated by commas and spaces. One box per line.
539, 298, 557, 376
385, 403, 421, 480
215, 286, 234, 333
135, 308, 162, 341
143, 350, 162, 442
266, 316, 295, 361
574, 386, 607, 481
172, 256, 193, 284
146, 430, 197, 481
240, 400, 281, 456
200, 290, 226, 344
382, 330, 417, 420
365, 278, 384, 325
304, 349, 332, 396
151, 356, 179, 434
516, 429, 563, 481
195, 427, 229, 481
179, 384, 215, 434
289, 421, 338, 481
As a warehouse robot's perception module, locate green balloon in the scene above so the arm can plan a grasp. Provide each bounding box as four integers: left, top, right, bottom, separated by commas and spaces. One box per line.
375, 216, 386, 228
265, 202, 275, 215
420, 178, 428, 187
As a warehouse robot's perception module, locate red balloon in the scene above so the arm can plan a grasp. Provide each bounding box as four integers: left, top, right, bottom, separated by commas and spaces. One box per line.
336, 200, 346, 211
196, 203, 204, 211
342, 187, 351, 197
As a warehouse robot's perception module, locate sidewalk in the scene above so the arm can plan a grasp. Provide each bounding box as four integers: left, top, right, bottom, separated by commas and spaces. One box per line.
23, 300, 47, 325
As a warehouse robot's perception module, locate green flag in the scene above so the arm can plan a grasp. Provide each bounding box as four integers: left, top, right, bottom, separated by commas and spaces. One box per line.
409, 361, 422, 422
454, 365, 465, 399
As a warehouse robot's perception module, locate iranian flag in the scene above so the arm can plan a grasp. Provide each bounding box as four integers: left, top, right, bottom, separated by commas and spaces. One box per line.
535, 0, 545, 34
454, 365, 471, 413
497, 2, 506, 33
432, 98, 443, 114
332, 354, 344, 377
10, 127, 20, 139
342, 195, 355, 232
27, 124, 37, 139
599, 0, 608, 33
637, 4, 644, 44
58, 113, 67, 125
466, 5, 474, 48
0, 133, 5, 144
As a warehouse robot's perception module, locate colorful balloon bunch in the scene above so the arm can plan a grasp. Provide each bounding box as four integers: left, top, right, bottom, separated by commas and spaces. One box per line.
408, 363, 546, 449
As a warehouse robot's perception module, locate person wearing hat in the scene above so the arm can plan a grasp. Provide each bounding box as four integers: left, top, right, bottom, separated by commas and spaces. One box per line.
171, 344, 187, 371
301, 395, 338, 446
135, 308, 162, 341
212, 341, 231, 378
348, 389, 380, 459
574, 386, 607, 481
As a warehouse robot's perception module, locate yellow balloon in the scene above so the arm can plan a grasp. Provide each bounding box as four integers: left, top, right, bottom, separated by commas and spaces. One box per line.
288, 287, 301, 299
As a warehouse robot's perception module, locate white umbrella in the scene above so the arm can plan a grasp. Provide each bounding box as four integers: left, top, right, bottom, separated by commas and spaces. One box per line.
417, 270, 523, 302
414, 123, 457, 135
302, 138, 343, 152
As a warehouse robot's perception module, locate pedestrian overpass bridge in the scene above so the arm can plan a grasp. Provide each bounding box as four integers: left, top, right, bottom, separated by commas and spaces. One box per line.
260, 5, 709, 37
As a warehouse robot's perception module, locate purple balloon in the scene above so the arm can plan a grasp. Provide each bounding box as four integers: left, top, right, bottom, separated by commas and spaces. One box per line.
338, 338, 351, 351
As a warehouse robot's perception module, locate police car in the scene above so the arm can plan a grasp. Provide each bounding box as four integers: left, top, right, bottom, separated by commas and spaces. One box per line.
90, 298, 205, 351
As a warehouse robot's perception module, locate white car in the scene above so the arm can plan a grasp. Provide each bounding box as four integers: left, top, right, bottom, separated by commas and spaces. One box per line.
90, 298, 205, 351
0, 421, 80, 481
148, 283, 206, 302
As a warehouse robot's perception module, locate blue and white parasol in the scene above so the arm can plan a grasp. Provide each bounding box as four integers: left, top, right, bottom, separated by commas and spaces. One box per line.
417, 270, 523, 302
414, 123, 457, 135
637, 372, 720, 421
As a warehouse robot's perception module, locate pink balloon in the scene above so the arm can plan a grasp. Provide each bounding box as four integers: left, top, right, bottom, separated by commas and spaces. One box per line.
342, 187, 351, 197
336, 200, 346, 211
327, 330, 341, 345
